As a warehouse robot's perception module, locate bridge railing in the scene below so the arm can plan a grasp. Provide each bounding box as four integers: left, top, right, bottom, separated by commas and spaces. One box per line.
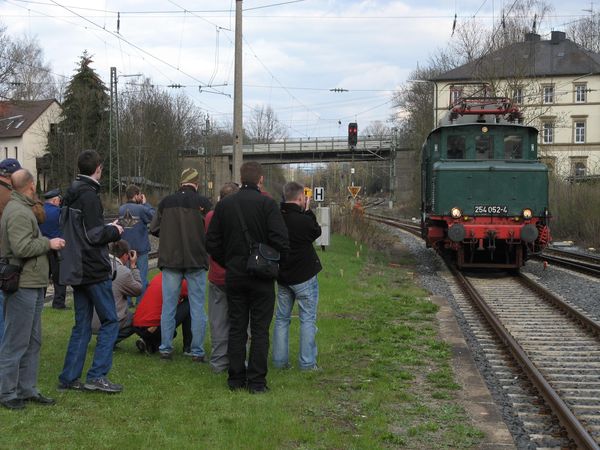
221, 137, 392, 154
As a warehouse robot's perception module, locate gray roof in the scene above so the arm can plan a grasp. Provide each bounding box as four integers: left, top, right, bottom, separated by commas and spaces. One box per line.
432, 32, 600, 82
0, 99, 58, 138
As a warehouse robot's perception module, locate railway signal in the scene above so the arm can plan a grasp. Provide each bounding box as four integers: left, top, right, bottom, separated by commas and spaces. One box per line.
348, 122, 358, 147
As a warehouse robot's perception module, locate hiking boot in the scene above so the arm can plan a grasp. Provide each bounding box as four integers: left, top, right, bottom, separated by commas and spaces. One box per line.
191, 355, 206, 363
84, 377, 123, 393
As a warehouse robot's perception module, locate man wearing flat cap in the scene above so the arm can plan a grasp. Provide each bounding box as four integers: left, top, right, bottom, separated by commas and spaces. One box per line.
39, 188, 67, 309
0, 158, 22, 343
150, 168, 212, 361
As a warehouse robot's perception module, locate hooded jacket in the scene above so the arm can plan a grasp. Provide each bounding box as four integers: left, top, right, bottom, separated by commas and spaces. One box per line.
59, 175, 121, 286
0, 190, 50, 288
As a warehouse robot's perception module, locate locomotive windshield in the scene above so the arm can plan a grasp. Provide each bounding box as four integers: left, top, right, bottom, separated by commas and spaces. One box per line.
438, 127, 534, 160
447, 135, 465, 159
475, 135, 493, 159
504, 135, 523, 159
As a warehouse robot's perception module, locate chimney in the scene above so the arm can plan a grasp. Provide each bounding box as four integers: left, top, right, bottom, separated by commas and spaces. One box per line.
524, 33, 541, 42
550, 31, 566, 44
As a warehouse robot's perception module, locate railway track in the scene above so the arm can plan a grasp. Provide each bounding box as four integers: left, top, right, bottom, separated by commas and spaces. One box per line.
536, 248, 600, 277
369, 213, 600, 447
452, 269, 600, 449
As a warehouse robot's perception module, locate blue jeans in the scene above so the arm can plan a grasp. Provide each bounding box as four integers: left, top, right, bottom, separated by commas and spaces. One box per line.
160, 268, 207, 357
0, 290, 4, 344
137, 252, 149, 297
59, 279, 119, 384
272, 275, 319, 369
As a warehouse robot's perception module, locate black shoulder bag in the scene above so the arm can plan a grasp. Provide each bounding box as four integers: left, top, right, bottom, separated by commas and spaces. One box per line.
0, 257, 23, 294
234, 202, 280, 279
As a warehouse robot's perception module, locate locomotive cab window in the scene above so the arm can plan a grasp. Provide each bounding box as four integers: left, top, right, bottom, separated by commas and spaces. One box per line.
504, 135, 523, 159
475, 135, 493, 159
446, 135, 465, 159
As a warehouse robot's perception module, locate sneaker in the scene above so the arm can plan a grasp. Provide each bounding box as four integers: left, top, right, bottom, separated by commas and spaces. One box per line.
83, 377, 123, 393
135, 339, 148, 354
191, 355, 206, 363
159, 351, 173, 361
300, 364, 322, 372
248, 385, 270, 394
57, 379, 85, 392
183, 347, 192, 356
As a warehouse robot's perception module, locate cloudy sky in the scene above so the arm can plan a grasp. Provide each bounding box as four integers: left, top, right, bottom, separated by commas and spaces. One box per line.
1, 0, 595, 138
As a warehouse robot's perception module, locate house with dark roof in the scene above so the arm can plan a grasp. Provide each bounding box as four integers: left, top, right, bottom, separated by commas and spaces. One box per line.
431, 31, 600, 177
0, 99, 61, 186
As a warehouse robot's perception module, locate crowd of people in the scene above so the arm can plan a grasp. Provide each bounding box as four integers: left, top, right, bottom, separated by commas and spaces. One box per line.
0, 150, 323, 409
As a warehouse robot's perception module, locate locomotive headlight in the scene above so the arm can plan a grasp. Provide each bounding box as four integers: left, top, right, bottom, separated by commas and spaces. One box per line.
522, 208, 533, 219
450, 207, 462, 219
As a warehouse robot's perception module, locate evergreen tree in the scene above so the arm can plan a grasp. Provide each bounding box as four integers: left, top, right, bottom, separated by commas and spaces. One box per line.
46, 51, 109, 186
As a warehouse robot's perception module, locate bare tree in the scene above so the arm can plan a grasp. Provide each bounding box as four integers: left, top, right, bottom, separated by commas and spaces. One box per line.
362, 120, 391, 139
246, 105, 287, 143
0, 27, 59, 101
568, 12, 600, 52
8, 35, 57, 101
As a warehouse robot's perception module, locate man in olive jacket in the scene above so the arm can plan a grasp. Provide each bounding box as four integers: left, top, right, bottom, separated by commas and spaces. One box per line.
0, 169, 65, 410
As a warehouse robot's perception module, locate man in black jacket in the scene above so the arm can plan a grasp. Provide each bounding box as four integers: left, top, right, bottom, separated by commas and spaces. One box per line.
149, 167, 212, 361
58, 150, 124, 394
272, 181, 322, 370
206, 162, 289, 393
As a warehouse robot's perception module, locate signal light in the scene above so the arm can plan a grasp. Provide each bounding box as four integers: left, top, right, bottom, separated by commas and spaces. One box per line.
348, 122, 358, 147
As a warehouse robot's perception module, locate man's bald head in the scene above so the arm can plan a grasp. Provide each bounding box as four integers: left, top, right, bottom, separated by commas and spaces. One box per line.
11, 169, 35, 194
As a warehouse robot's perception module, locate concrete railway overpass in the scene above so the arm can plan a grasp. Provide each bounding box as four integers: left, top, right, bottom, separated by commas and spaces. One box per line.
181, 136, 416, 204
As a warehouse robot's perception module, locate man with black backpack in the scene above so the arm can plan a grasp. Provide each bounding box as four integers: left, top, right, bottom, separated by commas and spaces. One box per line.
57, 150, 124, 394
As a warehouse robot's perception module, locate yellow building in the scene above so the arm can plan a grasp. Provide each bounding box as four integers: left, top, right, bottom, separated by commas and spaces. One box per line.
431, 31, 600, 178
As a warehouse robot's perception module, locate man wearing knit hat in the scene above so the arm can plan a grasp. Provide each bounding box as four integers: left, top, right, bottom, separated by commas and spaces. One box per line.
149, 167, 212, 361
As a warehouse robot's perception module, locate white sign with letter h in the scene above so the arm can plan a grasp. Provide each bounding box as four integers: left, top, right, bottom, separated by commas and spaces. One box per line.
314, 187, 324, 202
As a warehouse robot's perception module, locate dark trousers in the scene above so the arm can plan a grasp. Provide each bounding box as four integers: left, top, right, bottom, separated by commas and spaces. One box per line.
226, 277, 275, 390
134, 301, 191, 353
47, 250, 67, 308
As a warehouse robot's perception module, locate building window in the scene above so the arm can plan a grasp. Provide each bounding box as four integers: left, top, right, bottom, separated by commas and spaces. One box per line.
542, 123, 554, 144
574, 121, 586, 143
14, 146, 18, 160
3, 147, 7, 159
575, 84, 587, 103
542, 85, 554, 104
570, 157, 587, 176
450, 87, 463, 106
513, 88, 524, 104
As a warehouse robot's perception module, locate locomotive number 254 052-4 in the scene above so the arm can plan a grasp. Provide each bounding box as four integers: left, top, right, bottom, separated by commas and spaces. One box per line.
473, 205, 508, 215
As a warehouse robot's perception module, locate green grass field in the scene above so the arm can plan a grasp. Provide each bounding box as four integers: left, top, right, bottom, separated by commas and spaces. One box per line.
1, 234, 483, 449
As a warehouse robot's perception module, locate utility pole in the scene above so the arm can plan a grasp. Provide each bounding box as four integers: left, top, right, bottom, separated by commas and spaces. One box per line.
232, 0, 243, 184
109, 67, 119, 207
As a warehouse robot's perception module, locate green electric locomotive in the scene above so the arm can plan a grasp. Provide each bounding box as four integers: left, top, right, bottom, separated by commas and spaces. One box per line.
420, 97, 551, 268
